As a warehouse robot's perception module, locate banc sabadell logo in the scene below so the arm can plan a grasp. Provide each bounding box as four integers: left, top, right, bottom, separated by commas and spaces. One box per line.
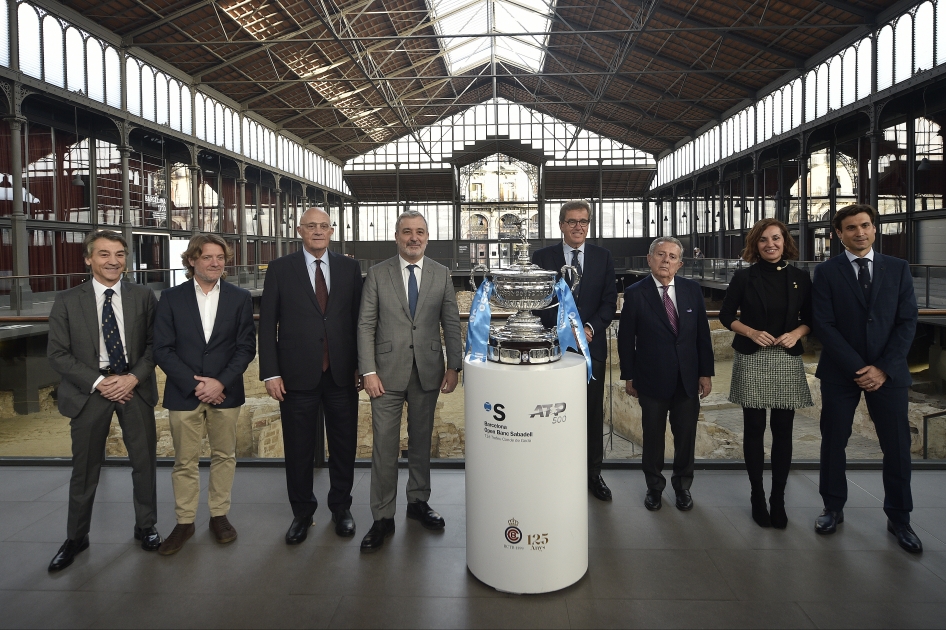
483, 402, 505, 422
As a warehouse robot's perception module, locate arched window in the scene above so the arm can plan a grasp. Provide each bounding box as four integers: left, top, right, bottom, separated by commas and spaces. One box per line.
804, 69, 817, 123
42, 16, 64, 87
470, 214, 488, 239
169, 80, 181, 131
0, 0, 9, 67
842, 48, 857, 106
18, 4, 41, 79
155, 73, 168, 125
104, 47, 121, 109
877, 25, 894, 90
938, 0, 946, 66
224, 108, 233, 151
86, 39, 104, 103
181, 86, 192, 135
914, 3, 934, 73
499, 214, 519, 238
141, 64, 155, 121
125, 58, 140, 116
828, 55, 842, 111
894, 14, 913, 83
857, 38, 872, 99
816, 63, 829, 117
194, 94, 205, 140
65, 27, 84, 93
790, 78, 802, 130
215, 102, 225, 148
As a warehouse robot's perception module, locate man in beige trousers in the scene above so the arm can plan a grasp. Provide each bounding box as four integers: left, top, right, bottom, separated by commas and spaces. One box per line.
153, 234, 256, 554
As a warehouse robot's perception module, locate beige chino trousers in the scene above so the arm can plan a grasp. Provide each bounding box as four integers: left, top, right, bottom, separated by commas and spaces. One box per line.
168, 403, 240, 523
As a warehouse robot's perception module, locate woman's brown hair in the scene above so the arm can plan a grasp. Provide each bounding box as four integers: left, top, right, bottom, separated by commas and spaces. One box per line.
740, 218, 799, 263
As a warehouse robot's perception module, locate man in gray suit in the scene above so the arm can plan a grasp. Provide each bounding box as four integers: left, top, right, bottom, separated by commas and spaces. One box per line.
46, 230, 162, 571
358, 210, 463, 552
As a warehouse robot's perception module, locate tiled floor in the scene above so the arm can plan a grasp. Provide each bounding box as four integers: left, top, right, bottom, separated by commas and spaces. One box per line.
1, 466, 945, 628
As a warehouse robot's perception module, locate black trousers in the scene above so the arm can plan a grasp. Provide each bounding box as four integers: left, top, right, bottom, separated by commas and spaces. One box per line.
819, 380, 913, 524
743, 407, 795, 496
67, 392, 157, 540
639, 379, 700, 493
280, 367, 358, 517
587, 358, 606, 477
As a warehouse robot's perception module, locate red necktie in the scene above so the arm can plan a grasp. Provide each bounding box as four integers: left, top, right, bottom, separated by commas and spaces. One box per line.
661, 285, 678, 336
315, 260, 330, 372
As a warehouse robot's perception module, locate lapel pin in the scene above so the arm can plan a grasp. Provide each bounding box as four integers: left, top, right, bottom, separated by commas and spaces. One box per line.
686, 308, 692, 313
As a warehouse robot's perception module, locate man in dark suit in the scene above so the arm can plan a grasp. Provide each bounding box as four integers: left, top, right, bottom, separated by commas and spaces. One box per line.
618, 236, 715, 511
812, 203, 921, 553
259, 207, 363, 544
153, 234, 256, 554
533, 200, 617, 500
46, 230, 162, 571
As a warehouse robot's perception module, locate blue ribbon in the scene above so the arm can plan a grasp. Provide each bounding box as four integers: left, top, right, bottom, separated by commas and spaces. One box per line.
554, 278, 593, 382
465, 278, 494, 362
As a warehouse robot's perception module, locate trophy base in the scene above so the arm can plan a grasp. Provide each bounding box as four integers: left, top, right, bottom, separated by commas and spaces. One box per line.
487, 332, 562, 365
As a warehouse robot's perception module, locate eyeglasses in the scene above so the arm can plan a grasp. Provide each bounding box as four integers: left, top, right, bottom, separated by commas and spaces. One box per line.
563, 219, 590, 228
299, 222, 332, 232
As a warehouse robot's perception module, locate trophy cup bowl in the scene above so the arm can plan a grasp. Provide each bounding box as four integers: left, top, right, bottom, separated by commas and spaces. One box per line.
470, 224, 580, 364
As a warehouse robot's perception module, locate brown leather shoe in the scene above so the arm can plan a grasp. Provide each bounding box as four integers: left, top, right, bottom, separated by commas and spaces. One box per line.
209, 515, 238, 544
158, 523, 195, 556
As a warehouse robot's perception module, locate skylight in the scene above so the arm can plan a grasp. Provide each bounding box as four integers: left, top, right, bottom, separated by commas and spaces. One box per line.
428, 0, 554, 75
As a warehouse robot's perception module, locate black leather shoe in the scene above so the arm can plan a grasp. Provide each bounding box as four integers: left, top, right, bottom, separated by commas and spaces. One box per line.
644, 489, 662, 511
133, 526, 162, 551
406, 501, 446, 530
332, 509, 356, 537
675, 489, 694, 511
48, 536, 89, 572
888, 520, 923, 554
589, 475, 613, 501
814, 509, 843, 534
285, 515, 313, 545
360, 518, 395, 553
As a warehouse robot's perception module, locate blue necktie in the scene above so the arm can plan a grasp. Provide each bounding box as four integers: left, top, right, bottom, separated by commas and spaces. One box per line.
102, 288, 127, 373
570, 249, 582, 299
408, 264, 418, 318
856, 258, 871, 302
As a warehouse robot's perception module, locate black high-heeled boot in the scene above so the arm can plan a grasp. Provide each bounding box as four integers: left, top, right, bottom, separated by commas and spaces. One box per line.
769, 493, 788, 529
751, 490, 771, 528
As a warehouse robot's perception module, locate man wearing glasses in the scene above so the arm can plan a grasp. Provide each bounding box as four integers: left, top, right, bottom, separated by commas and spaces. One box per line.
533, 200, 617, 501
259, 207, 364, 544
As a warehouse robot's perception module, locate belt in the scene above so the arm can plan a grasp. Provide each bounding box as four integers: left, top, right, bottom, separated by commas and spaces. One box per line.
99, 367, 127, 376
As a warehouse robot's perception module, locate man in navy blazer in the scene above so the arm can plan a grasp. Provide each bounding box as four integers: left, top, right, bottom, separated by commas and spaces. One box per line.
533, 200, 617, 500
153, 234, 256, 554
618, 237, 714, 511
259, 207, 364, 544
812, 204, 921, 553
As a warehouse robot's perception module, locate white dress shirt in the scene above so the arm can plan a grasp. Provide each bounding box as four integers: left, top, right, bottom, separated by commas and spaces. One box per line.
845, 248, 874, 281
652, 274, 679, 314
91, 278, 129, 391
400, 255, 424, 301
194, 278, 221, 343
303, 248, 331, 294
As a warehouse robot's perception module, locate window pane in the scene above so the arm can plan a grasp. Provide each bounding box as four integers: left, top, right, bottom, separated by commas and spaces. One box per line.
141, 65, 155, 121
828, 56, 841, 110
42, 16, 64, 87
86, 39, 104, 103
857, 39, 872, 99
18, 5, 41, 78
842, 49, 857, 106
181, 86, 192, 135
195, 95, 205, 140
169, 80, 180, 131
65, 28, 84, 93
915, 3, 934, 73
816, 64, 829, 117
0, 0, 8, 67
877, 25, 894, 90
939, 0, 946, 65
125, 58, 140, 116
155, 73, 168, 125
894, 16, 913, 83
104, 47, 121, 109
805, 70, 817, 122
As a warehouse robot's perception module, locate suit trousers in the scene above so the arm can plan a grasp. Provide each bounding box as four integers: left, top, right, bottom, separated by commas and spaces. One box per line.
587, 358, 606, 477
639, 378, 700, 493
280, 367, 358, 517
819, 380, 913, 524
67, 392, 157, 540
168, 403, 240, 523
369, 362, 440, 520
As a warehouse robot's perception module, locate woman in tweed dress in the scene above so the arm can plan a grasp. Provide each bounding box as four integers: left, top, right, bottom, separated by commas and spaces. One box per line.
720, 219, 812, 529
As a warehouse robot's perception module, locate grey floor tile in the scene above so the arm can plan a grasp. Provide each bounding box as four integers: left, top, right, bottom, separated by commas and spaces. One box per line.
798, 601, 946, 629
588, 504, 749, 549
0, 589, 122, 629
708, 548, 946, 602
800, 472, 886, 508
0, 469, 71, 502
0, 500, 63, 541
0, 541, 133, 592
88, 592, 341, 629
918, 551, 946, 582
328, 595, 570, 629
846, 470, 946, 509
909, 508, 946, 545
564, 598, 815, 629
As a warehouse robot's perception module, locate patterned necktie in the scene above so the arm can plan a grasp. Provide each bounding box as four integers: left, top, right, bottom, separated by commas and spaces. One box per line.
570, 249, 582, 299
102, 288, 127, 373
315, 260, 330, 372
661, 285, 679, 336
856, 258, 871, 302
408, 264, 419, 318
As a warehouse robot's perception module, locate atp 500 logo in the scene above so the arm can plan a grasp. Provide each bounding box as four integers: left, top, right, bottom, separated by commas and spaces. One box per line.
530, 402, 567, 423
483, 402, 506, 422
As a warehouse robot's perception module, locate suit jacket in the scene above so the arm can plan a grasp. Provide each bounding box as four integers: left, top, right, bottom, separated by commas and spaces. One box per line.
719, 262, 812, 356
258, 249, 362, 390
357, 256, 463, 391
812, 252, 917, 388
618, 275, 715, 401
153, 280, 256, 410
532, 242, 617, 363
47, 280, 158, 418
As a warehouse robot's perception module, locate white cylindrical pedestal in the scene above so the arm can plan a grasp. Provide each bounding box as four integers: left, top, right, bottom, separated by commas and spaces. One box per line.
465, 353, 588, 594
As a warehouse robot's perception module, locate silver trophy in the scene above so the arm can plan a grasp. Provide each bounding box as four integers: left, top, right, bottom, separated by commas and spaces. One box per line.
470, 217, 580, 364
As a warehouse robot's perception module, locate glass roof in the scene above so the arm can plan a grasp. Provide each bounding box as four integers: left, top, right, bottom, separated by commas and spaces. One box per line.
428, 0, 554, 74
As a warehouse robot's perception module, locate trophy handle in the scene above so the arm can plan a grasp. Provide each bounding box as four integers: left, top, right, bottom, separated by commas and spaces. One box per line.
469, 264, 488, 292
560, 264, 581, 294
